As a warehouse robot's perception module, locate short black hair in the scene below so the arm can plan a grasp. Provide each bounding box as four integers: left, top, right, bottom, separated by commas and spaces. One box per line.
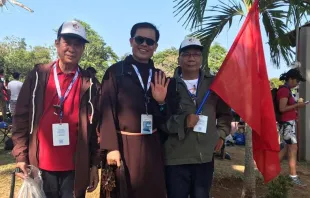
12, 72, 20, 79
0, 69, 4, 75
86, 66, 97, 74
130, 22, 160, 42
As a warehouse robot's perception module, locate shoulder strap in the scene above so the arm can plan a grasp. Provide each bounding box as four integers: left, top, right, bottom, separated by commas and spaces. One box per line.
114, 61, 125, 85
278, 86, 292, 98
115, 61, 124, 77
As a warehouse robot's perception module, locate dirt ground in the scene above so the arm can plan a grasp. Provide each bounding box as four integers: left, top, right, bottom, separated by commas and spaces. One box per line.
211, 146, 310, 198
0, 134, 309, 198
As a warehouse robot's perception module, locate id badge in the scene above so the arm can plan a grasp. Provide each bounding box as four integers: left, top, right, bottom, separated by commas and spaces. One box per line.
141, 114, 153, 134
193, 115, 208, 133
52, 123, 70, 146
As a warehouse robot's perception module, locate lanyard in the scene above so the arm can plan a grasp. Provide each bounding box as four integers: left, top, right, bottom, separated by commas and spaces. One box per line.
53, 64, 80, 121
182, 76, 209, 115
132, 65, 152, 114
184, 77, 200, 104
195, 90, 211, 115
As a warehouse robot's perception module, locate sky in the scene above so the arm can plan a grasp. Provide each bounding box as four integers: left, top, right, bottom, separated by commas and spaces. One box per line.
0, 0, 293, 78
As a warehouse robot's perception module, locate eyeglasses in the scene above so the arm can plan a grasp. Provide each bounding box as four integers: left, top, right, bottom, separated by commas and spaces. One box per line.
134, 36, 156, 46
181, 52, 202, 59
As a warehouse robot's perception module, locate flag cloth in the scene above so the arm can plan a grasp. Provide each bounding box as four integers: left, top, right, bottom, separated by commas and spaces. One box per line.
209, 0, 280, 183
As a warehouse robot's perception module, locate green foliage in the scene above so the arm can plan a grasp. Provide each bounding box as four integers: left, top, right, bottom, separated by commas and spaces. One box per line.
266, 175, 293, 198
1, 20, 119, 82
153, 47, 179, 77
120, 53, 131, 61
173, 0, 207, 30
0, 36, 52, 81
208, 43, 227, 74
269, 77, 284, 89
152, 43, 227, 77
76, 20, 118, 80
173, 0, 310, 68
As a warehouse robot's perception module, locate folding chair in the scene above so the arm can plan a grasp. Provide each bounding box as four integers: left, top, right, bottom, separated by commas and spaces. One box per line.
0, 127, 10, 143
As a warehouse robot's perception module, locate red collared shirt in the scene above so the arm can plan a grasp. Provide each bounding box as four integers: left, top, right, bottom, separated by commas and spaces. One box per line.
38, 60, 81, 171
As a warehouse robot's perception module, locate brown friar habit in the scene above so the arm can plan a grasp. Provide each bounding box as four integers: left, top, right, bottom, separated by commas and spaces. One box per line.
99, 55, 168, 198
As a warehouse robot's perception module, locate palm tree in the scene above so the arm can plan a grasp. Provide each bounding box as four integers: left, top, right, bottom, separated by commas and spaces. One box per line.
0, 0, 33, 12
173, 1, 310, 197
173, 0, 310, 69
242, 124, 256, 198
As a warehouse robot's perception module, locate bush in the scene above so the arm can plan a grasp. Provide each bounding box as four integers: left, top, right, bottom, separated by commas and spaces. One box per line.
266, 175, 293, 198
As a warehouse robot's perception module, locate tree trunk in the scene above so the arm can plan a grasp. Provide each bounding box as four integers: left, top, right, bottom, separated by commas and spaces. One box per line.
241, 124, 256, 198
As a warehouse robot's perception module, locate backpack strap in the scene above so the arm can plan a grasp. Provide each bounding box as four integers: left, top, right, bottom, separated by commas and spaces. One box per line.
115, 61, 125, 86
278, 85, 293, 99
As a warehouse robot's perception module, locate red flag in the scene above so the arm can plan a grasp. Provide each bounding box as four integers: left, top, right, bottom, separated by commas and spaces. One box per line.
210, 0, 280, 183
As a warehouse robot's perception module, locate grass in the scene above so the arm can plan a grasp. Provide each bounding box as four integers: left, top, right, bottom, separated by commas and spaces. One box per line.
0, 133, 100, 197
1, 133, 309, 198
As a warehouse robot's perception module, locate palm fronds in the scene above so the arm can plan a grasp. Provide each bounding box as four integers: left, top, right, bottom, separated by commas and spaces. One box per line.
173, 0, 208, 30
192, 0, 245, 68
260, 0, 293, 67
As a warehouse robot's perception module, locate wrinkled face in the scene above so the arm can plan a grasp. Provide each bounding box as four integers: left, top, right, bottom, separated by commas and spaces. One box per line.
55, 36, 85, 65
130, 28, 158, 62
179, 48, 202, 73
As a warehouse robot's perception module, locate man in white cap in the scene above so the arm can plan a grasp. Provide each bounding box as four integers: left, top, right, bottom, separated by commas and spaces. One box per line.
164, 37, 232, 198
12, 20, 100, 198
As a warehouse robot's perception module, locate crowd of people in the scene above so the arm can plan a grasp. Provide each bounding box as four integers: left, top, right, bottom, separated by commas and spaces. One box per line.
0, 69, 23, 121
8, 19, 307, 198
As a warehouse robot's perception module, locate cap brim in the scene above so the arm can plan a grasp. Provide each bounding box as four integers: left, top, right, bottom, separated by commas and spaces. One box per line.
179, 45, 203, 53
299, 77, 306, 82
59, 33, 89, 43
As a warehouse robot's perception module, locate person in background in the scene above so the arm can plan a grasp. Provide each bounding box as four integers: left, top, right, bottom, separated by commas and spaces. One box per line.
277, 68, 307, 187
12, 20, 100, 197
164, 38, 232, 198
0, 69, 8, 121
8, 72, 23, 117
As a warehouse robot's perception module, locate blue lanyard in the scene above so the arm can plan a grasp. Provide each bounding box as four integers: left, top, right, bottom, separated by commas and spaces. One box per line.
132, 65, 152, 114
195, 90, 211, 115
132, 65, 152, 92
53, 64, 80, 121
182, 76, 210, 115
186, 77, 200, 102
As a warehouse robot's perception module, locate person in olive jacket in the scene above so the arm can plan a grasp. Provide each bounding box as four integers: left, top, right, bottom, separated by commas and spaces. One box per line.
164, 38, 232, 198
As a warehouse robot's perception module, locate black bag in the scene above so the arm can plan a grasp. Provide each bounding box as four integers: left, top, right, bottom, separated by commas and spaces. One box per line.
4, 137, 13, 150
271, 88, 281, 122
271, 86, 291, 122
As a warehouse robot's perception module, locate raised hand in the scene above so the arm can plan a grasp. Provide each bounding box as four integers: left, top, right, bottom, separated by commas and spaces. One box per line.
151, 71, 170, 104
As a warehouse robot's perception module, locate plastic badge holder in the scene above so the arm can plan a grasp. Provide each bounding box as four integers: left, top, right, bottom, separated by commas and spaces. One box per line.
17, 165, 46, 198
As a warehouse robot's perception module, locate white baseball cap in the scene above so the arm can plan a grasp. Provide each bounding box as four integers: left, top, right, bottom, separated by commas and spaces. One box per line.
57, 20, 89, 43
179, 37, 203, 53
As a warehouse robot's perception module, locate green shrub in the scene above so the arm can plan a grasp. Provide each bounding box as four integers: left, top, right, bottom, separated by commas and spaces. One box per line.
266, 175, 293, 198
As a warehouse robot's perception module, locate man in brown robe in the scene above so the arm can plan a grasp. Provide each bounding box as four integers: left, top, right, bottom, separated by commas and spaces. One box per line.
99, 22, 170, 198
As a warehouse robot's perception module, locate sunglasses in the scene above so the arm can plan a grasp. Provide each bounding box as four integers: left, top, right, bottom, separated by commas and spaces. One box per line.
134, 36, 156, 46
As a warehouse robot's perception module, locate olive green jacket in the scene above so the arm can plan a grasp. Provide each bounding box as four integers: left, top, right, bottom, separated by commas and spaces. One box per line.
164, 67, 232, 165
